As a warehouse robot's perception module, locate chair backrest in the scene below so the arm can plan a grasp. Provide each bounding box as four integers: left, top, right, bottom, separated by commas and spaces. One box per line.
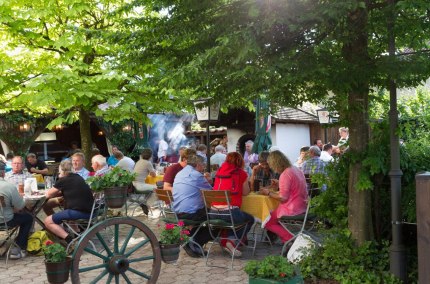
304, 174, 321, 196
0, 195, 9, 229
201, 190, 232, 208
154, 189, 178, 222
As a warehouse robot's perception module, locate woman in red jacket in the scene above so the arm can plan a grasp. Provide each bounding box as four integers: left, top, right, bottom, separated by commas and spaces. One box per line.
212, 152, 255, 257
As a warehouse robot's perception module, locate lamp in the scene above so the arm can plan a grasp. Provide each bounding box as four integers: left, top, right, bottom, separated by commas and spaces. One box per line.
122, 124, 132, 132
194, 99, 220, 172
316, 108, 339, 143
19, 123, 30, 132
35, 132, 57, 161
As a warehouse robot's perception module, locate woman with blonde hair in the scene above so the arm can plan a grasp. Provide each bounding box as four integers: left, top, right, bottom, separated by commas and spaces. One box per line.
260, 150, 308, 244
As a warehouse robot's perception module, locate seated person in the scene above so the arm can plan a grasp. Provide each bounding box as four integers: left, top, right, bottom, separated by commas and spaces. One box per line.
0, 169, 33, 259
250, 151, 280, 192
163, 148, 196, 191
212, 152, 255, 257
173, 154, 213, 258
71, 152, 90, 180
44, 160, 94, 245
133, 149, 156, 215
293, 146, 310, 170
5, 156, 32, 187
25, 153, 49, 175
260, 150, 308, 245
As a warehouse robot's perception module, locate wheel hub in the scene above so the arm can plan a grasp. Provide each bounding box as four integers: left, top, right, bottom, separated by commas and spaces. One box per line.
108, 255, 130, 274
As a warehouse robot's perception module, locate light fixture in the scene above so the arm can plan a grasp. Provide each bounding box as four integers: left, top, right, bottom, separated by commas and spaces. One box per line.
53, 124, 64, 131
35, 132, 57, 161
122, 124, 132, 132
19, 123, 30, 132
97, 131, 104, 136
316, 107, 339, 143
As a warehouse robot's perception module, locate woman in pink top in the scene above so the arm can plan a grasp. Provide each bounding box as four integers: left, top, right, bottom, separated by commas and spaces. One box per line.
260, 150, 308, 243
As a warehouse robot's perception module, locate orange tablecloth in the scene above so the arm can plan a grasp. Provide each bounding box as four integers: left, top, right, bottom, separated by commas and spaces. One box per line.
145, 175, 164, 185
241, 192, 280, 227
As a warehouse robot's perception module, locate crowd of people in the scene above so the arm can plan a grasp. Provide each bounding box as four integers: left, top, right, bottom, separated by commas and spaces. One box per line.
0, 127, 348, 261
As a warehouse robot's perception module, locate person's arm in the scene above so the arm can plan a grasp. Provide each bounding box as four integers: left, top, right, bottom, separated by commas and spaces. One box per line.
163, 182, 173, 191
249, 166, 258, 192
11, 187, 25, 211
45, 187, 62, 199
242, 178, 251, 196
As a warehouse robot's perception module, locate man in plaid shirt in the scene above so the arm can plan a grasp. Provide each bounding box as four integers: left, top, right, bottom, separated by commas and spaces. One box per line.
5, 156, 32, 188
301, 146, 327, 191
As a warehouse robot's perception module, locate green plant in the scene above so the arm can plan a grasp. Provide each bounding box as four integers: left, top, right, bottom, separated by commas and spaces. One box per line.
245, 255, 296, 281
87, 167, 136, 192
43, 240, 67, 263
159, 221, 190, 245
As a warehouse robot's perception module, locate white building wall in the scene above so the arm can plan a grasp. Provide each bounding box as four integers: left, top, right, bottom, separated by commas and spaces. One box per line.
273, 124, 310, 161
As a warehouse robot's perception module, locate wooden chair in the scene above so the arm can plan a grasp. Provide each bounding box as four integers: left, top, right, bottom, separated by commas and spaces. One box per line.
201, 190, 252, 269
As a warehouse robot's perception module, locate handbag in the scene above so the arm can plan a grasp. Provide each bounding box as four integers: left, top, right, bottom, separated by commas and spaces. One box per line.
287, 232, 318, 263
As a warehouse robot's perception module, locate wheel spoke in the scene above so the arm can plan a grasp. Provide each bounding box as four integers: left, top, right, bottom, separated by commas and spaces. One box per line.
89, 268, 109, 283
115, 274, 119, 284
114, 224, 119, 253
80, 263, 107, 273
84, 246, 109, 261
120, 226, 136, 254
128, 267, 151, 280
124, 238, 150, 257
106, 273, 114, 284
96, 231, 113, 256
128, 255, 155, 263
121, 272, 132, 284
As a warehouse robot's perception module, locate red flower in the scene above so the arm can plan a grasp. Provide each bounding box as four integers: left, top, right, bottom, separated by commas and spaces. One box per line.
165, 223, 175, 230
45, 240, 54, 246
181, 230, 190, 235
279, 273, 286, 278
177, 220, 184, 227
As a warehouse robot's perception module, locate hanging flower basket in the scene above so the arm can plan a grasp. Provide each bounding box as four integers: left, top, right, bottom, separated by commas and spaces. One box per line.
159, 242, 180, 264
103, 186, 128, 208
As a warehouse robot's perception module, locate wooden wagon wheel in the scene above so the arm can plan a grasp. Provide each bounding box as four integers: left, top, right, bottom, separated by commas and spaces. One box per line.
70, 217, 161, 284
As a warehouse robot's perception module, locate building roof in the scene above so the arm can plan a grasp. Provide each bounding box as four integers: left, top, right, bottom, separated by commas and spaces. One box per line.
273, 107, 319, 123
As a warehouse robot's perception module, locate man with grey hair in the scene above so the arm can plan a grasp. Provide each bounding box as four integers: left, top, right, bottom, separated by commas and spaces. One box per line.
210, 145, 226, 168
301, 146, 327, 190
172, 154, 213, 258
91, 154, 110, 176
243, 140, 258, 168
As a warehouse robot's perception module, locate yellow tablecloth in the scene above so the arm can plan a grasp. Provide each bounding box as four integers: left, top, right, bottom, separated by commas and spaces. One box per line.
145, 175, 164, 185
241, 192, 280, 227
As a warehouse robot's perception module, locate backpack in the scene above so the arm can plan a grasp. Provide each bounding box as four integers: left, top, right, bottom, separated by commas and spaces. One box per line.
214, 168, 241, 195
27, 230, 50, 256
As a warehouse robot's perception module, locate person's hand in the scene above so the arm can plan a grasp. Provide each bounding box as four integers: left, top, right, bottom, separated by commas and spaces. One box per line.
270, 179, 279, 188
260, 188, 269, 196
30, 167, 37, 173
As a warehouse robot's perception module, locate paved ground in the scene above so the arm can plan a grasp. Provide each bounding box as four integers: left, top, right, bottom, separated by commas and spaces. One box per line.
0, 203, 283, 283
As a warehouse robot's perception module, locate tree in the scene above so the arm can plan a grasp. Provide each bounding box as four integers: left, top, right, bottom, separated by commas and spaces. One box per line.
0, 0, 183, 164
125, 0, 430, 244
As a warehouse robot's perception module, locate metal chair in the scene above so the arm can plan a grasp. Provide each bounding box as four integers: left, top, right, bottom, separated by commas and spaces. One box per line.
62, 192, 106, 252
201, 190, 252, 269
0, 195, 19, 266
128, 183, 155, 217
154, 189, 206, 255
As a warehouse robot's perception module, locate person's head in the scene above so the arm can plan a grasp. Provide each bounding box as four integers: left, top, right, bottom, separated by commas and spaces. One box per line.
91, 148, 101, 156
309, 146, 321, 157
299, 146, 310, 158
222, 135, 228, 142
11, 156, 24, 173
197, 144, 207, 154
267, 150, 292, 174
111, 145, 119, 153
70, 141, 79, 149
258, 151, 270, 169
91, 154, 107, 171
187, 154, 206, 173
178, 146, 187, 157
141, 148, 153, 160
225, 152, 245, 169
26, 153, 38, 165
6, 153, 14, 160
59, 159, 73, 177
245, 140, 254, 153
71, 152, 86, 171
180, 148, 197, 162
323, 143, 333, 154
214, 145, 225, 153
113, 151, 124, 160
339, 127, 349, 138
0, 160, 5, 177
313, 139, 323, 150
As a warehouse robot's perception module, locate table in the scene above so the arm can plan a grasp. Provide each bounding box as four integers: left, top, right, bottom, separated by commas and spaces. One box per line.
241, 192, 280, 227
24, 194, 47, 230
145, 175, 164, 185
32, 174, 44, 183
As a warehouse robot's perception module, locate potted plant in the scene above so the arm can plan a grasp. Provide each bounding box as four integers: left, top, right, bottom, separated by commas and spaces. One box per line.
245, 255, 304, 284
158, 221, 190, 264
43, 240, 72, 284
87, 167, 136, 208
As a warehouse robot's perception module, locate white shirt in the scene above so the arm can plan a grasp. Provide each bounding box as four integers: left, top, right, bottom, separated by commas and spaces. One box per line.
320, 151, 334, 163
116, 156, 136, 172
210, 152, 226, 167
157, 140, 168, 159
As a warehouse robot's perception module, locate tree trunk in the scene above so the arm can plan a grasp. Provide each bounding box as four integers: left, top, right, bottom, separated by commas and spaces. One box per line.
79, 109, 92, 170
343, 3, 374, 245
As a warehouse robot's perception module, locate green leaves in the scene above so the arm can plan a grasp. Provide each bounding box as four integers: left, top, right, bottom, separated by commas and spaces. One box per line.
87, 166, 136, 192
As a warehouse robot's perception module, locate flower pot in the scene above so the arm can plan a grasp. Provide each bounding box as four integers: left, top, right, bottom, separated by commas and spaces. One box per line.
159, 242, 180, 264
103, 186, 128, 208
45, 257, 72, 284
249, 275, 304, 284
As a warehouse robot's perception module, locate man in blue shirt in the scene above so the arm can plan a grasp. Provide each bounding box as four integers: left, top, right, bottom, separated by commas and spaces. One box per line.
173, 154, 213, 258
301, 146, 327, 191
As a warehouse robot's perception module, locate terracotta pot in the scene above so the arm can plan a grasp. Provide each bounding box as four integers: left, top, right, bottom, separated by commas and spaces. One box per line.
159, 242, 180, 264
45, 257, 72, 284
103, 186, 128, 208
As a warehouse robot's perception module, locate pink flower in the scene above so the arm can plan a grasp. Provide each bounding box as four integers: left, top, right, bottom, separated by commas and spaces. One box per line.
180, 238, 184, 241
165, 223, 175, 230
45, 240, 54, 246
177, 220, 184, 227
181, 230, 190, 235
